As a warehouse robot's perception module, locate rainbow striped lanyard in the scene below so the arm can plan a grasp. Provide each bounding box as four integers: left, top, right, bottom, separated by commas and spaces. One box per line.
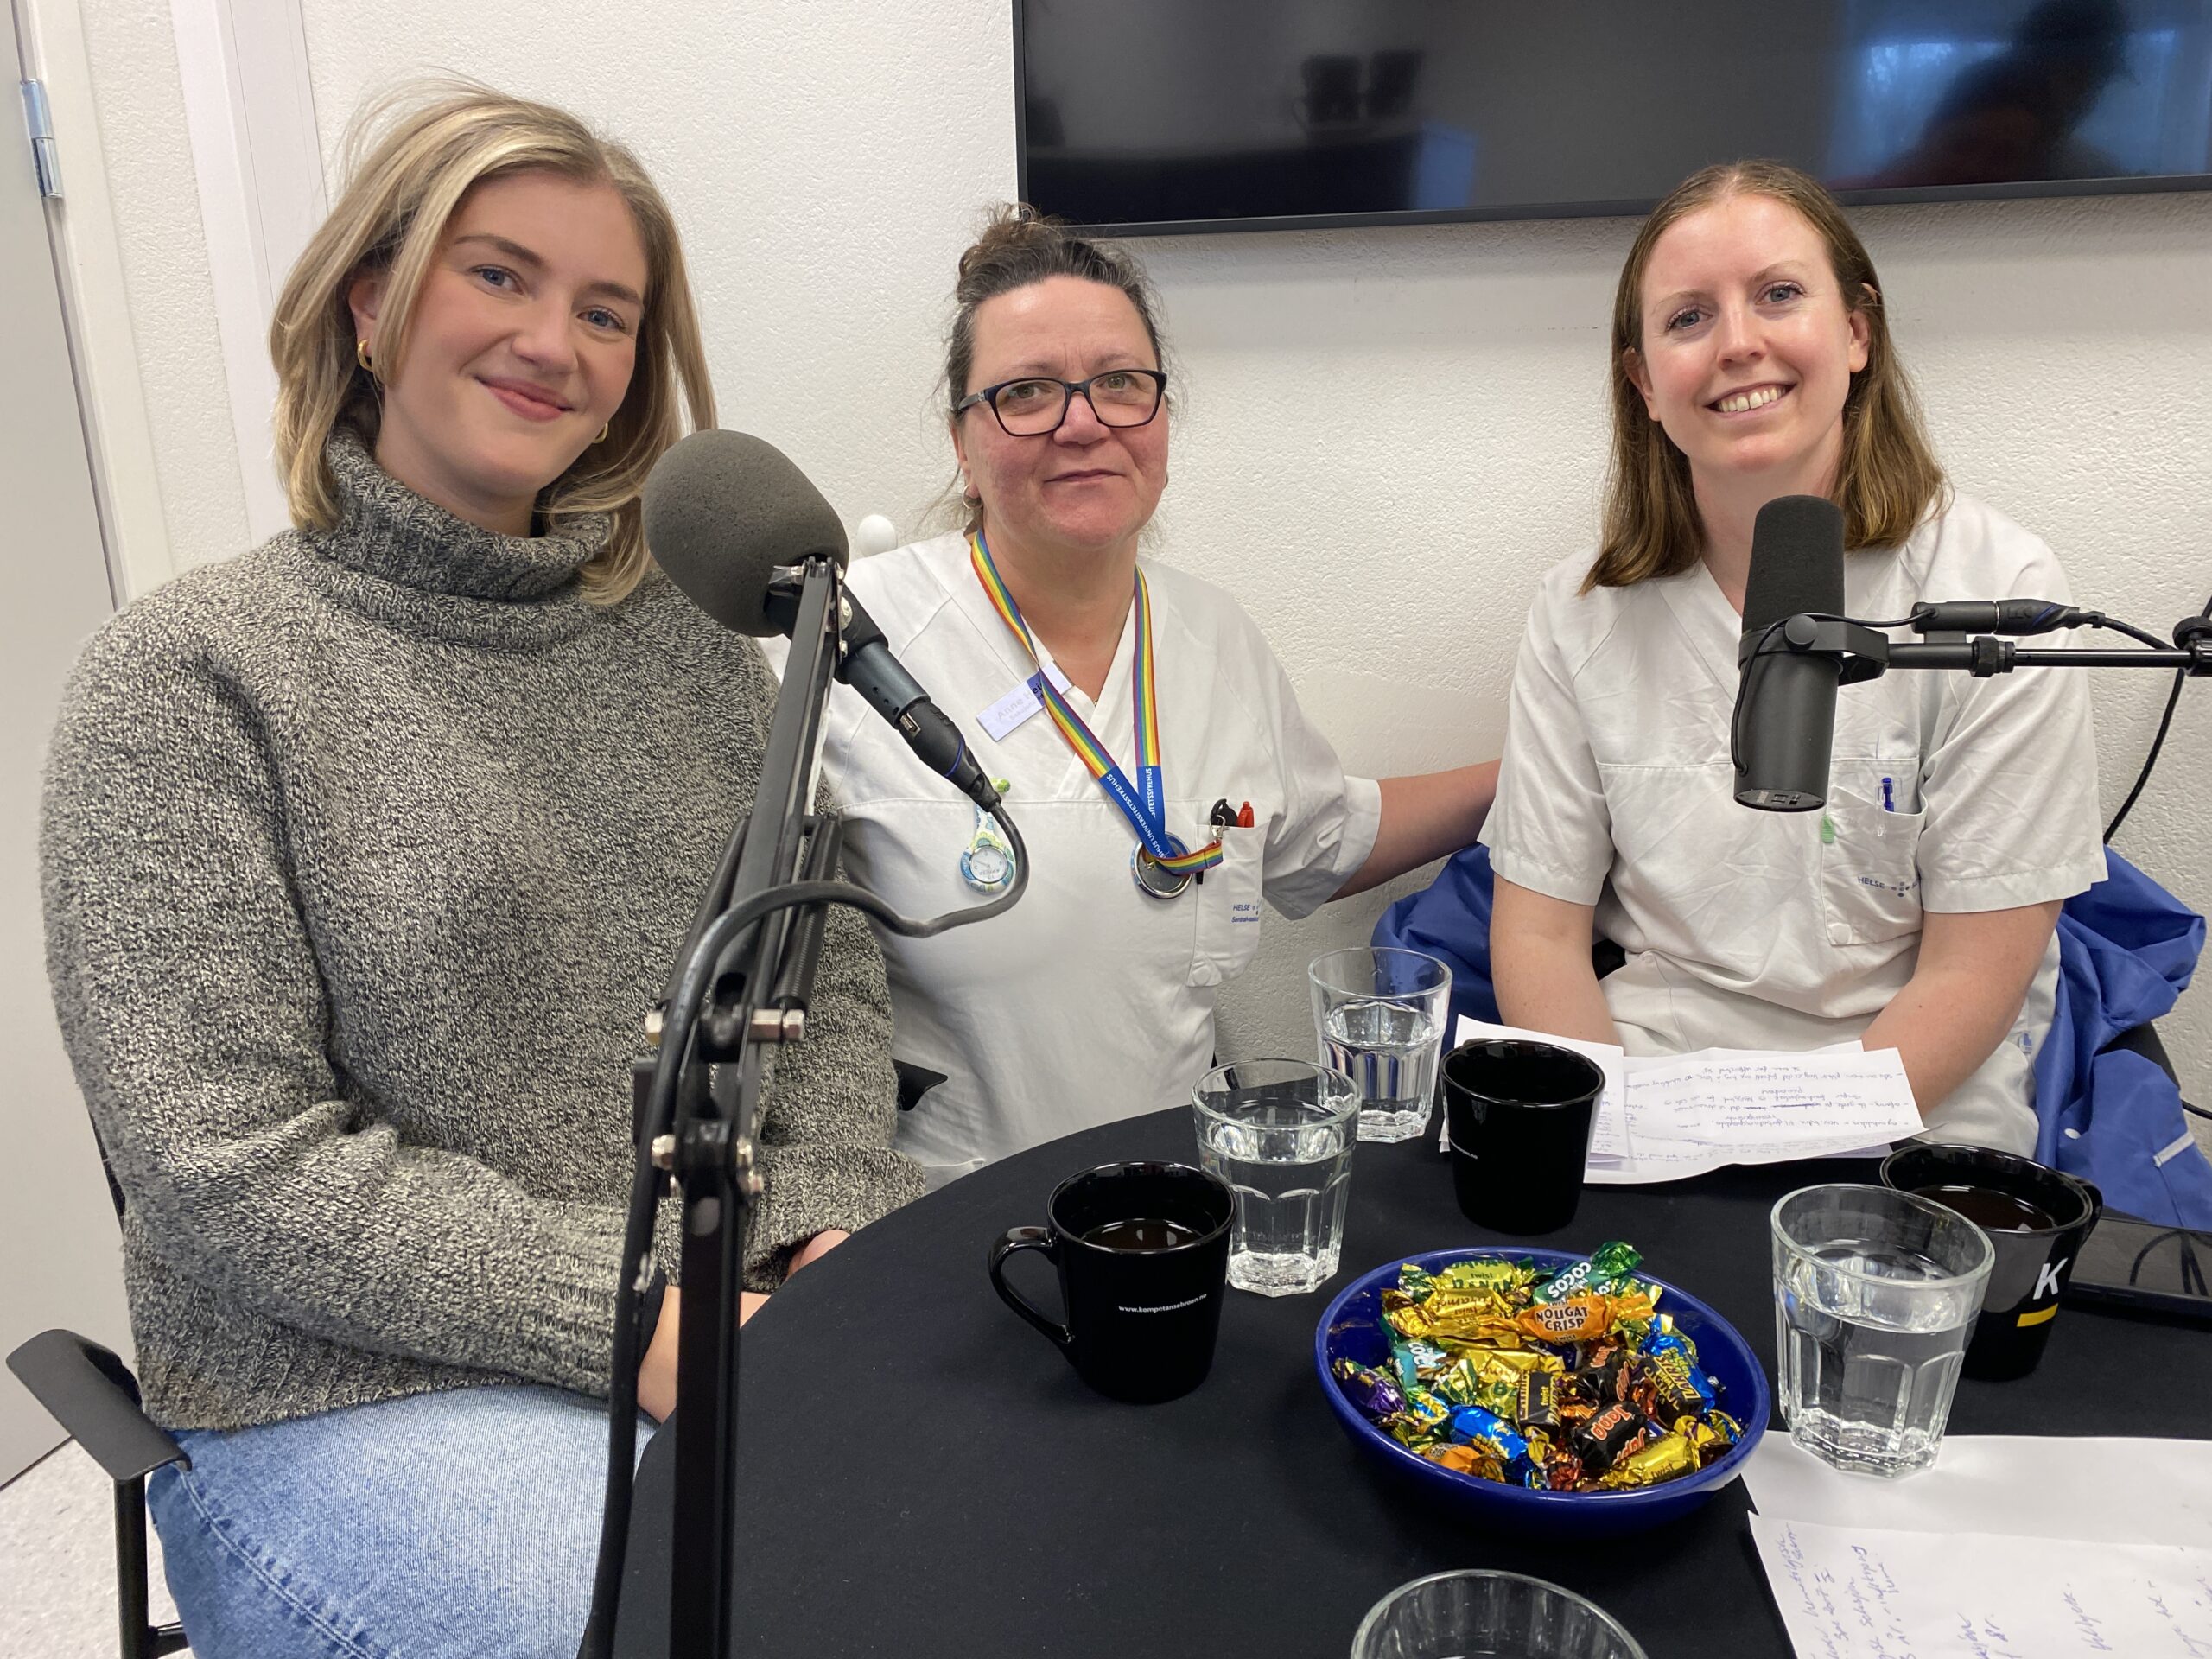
970, 531, 1222, 880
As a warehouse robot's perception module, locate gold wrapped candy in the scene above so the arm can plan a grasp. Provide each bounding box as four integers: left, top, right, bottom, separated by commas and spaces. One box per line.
1597, 1432, 1699, 1489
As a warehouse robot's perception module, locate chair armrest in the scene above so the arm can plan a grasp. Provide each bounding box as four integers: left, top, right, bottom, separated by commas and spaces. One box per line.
6, 1330, 187, 1482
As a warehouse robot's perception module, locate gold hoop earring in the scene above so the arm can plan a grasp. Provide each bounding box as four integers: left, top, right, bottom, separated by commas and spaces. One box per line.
355, 339, 374, 373
594, 423, 611, 445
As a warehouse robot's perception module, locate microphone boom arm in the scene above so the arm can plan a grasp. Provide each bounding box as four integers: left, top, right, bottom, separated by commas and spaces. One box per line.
1749, 613, 2212, 680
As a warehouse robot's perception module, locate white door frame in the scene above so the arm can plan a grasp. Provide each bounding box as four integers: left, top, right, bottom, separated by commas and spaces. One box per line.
15, 0, 323, 590
169, 0, 325, 547
13, 0, 171, 599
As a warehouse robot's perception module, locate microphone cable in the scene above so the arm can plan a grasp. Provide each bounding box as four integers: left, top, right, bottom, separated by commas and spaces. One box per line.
579, 810, 1029, 1659
2105, 588, 2212, 843
1728, 612, 1912, 779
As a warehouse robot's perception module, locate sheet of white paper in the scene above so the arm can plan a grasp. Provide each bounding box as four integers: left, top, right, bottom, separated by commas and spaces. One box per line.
1451, 1016, 1628, 1160
1745, 1433, 2212, 1549
1749, 1514, 2212, 1658
1584, 1050, 1922, 1185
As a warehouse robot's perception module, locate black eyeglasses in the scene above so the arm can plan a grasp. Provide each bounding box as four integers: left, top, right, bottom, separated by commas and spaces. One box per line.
953, 368, 1167, 436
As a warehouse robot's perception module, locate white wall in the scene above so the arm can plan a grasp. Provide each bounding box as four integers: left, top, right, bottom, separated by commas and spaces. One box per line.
73, 0, 2212, 1101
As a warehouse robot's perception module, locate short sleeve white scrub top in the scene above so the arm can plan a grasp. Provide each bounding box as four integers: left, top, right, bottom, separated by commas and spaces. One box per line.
816, 531, 1382, 1187
1480, 494, 2107, 1154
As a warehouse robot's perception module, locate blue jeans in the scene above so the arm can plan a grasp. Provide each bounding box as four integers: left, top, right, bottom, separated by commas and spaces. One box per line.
147, 1384, 653, 1659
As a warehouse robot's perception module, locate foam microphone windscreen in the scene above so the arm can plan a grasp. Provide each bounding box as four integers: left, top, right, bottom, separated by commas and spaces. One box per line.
641, 429, 850, 637
1741, 494, 1845, 641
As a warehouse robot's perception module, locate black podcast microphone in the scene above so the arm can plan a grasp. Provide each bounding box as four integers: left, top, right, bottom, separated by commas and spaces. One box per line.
643, 429, 1001, 812
1733, 494, 1847, 811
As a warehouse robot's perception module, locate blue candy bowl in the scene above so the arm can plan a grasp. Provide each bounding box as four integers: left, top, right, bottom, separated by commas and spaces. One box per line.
1315, 1248, 1770, 1539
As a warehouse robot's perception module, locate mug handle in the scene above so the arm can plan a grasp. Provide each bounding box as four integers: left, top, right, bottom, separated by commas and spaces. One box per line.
2077, 1176, 2104, 1229
988, 1226, 1071, 1350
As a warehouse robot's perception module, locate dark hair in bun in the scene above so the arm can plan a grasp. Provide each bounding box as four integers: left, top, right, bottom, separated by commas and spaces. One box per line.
944, 204, 1168, 417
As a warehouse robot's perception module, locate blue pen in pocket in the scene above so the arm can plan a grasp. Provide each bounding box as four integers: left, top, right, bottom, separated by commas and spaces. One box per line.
1880, 776, 1896, 813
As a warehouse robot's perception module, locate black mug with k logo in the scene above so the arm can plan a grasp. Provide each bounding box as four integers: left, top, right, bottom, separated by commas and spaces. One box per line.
1881, 1143, 2103, 1381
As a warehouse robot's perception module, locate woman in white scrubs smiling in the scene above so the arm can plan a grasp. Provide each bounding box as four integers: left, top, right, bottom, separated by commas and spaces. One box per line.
1482, 161, 2105, 1154
820, 209, 1498, 1186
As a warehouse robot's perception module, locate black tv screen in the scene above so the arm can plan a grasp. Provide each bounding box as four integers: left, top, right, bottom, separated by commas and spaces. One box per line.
1014, 0, 2212, 232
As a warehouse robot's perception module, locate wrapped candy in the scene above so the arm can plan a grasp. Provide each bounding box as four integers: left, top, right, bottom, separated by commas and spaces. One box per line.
1389, 1335, 1452, 1392
1532, 1239, 1641, 1305
1675, 1414, 1740, 1468
1514, 1369, 1561, 1433
1598, 1432, 1699, 1489
1570, 1402, 1653, 1476
1435, 1257, 1539, 1298
1514, 1290, 1655, 1344
1446, 1405, 1545, 1489
1431, 1356, 1517, 1416
1422, 1442, 1501, 1481
1646, 1348, 1715, 1419
1332, 1357, 1406, 1419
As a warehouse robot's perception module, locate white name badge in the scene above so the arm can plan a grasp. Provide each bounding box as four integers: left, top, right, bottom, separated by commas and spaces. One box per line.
977, 662, 1073, 741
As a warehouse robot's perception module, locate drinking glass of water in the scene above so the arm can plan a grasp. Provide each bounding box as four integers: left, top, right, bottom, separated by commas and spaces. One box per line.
1771, 1184, 1995, 1478
1351, 1570, 1648, 1659
1309, 947, 1452, 1143
1192, 1058, 1358, 1296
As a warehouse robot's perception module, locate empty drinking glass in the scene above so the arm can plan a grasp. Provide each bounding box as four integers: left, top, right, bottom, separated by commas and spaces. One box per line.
1771, 1184, 1995, 1478
1310, 946, 1452, 1143
1351, 1570, 1648, 1659
1192, 1058, 1358, 1296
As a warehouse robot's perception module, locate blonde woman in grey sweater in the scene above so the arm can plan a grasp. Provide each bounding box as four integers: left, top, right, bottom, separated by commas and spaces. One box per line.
40, 85, 919, 1659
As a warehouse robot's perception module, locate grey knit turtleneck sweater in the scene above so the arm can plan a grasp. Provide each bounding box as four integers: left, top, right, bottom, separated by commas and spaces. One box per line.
41, 432, 923, 1432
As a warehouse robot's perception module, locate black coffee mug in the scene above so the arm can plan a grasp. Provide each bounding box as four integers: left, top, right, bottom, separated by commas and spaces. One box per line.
1880, 1143, 2103, 1382
988, 1161, 1234, 1403
1442, 1039, 1605, 1236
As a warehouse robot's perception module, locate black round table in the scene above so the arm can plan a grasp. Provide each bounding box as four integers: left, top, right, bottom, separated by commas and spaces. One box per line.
613, 1108, 2205, 1657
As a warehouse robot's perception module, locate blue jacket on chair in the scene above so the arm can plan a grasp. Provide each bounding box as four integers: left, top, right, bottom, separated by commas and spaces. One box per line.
2032, 851, 2209, 1227
1375, 845, 2211, 1226
1373, 843, 1505, 1027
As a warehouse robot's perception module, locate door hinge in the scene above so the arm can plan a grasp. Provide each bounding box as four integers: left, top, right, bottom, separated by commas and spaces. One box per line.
20, 79, 60, 200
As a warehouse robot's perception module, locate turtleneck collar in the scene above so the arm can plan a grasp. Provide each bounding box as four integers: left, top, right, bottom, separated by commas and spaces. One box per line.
313, 429, 611, 603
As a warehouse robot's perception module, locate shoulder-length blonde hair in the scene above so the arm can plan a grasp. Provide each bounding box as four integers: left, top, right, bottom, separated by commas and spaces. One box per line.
1588, 159, 1945, 591
270, 80, 714, 602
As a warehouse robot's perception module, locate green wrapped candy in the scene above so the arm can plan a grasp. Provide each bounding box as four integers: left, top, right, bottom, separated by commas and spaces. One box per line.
1531, 1240, 1642, 1306
1397, 1263, 1439, 1304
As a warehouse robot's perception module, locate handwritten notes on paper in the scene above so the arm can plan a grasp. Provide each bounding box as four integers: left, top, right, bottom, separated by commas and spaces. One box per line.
1749, 1514, 2212, 1658
1746, 1436, 2212, 1659
1450, 1018, 1923, 1185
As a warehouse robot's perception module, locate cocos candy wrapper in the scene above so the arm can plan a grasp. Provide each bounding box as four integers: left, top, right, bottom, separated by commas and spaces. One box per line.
1531, 1239, 1640, 1305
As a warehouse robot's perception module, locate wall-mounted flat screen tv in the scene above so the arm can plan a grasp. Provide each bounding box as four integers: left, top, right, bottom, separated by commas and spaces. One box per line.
1015, 0, 2212, 233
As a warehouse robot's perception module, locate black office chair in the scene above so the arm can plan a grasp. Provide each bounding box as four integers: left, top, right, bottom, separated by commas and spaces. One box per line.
6, 1130, 188, 1659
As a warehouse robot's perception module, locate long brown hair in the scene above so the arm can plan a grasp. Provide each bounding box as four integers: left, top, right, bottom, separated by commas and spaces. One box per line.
1588, 159, 1945, 591
270, 79, 715, 602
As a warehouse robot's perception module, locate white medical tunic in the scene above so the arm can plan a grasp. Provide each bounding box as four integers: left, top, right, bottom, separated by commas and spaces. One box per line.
1480, 494, 2106, 1154
814, 531, 1381, 1187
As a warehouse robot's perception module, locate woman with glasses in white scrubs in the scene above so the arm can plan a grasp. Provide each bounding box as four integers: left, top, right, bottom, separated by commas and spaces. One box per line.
1482, 161, 2106, 1154
817, 207, 1498, 1188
